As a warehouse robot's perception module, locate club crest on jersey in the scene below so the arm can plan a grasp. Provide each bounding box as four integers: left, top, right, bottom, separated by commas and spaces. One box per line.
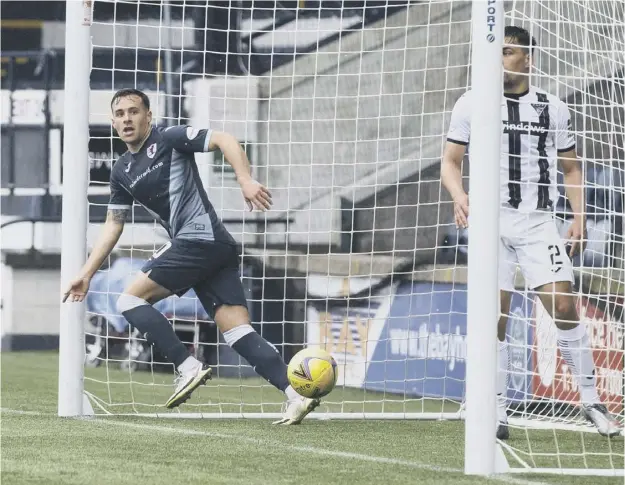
186, 127, 200, 140
532, 103, 546, 116
147, 143, 157, 159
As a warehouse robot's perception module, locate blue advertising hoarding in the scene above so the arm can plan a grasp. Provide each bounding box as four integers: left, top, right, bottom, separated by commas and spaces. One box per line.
363, 281, 534, 402
365, 282, 468, 399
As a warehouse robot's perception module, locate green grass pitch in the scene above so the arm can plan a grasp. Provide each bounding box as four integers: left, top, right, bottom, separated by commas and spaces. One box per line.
1, 351, 622, 484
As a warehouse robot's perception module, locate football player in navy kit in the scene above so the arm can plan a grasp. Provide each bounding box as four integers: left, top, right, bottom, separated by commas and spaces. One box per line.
63, 89, 317, 424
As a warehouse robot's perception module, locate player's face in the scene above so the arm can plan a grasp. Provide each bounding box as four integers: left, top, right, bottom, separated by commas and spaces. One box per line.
502, 38, 531, 90
111, 95, 152, 145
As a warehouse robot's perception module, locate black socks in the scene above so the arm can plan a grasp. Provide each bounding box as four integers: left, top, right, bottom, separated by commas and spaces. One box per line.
231, 331, 290, 392
122, 304, 190, 368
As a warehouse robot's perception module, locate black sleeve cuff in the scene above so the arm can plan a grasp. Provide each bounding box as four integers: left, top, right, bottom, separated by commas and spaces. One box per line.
447, 138, 468, 146
557, 144, 575, 153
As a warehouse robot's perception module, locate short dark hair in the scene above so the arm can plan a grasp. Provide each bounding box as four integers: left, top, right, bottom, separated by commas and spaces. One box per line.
110, 88, 150, 111
505, 25, 537, 54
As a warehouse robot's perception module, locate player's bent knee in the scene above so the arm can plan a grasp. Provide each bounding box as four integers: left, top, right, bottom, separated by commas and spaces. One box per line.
214, 304, 250, 332
116, 293, 150, 314
553, 295, 577, 320
550, 297, 578, 330
124, 271, 171, 302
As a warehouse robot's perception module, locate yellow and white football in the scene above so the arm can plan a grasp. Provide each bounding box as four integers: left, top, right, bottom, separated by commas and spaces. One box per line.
287, 348, 338, 398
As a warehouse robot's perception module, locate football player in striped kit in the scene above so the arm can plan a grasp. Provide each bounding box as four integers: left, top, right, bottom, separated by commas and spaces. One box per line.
441, 26, 621, 439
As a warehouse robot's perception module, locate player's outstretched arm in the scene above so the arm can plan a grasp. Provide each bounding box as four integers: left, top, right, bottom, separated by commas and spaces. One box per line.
559, 148, 585, 256
62, 209, 128, 303
209, 131, 272, 211
441, 141, 469, 228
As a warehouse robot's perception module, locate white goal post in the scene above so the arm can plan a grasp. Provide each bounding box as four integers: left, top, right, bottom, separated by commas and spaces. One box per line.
464, 0, 503, 476
58, 0, 624, 477
58, 0, 92, 418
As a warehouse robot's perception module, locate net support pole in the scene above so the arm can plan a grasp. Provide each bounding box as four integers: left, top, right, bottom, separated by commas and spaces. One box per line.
58, 0, 92, 417
464, 0, 504, 475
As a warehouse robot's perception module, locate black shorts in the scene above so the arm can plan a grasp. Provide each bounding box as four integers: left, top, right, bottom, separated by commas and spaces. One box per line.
142, 239, 247, 317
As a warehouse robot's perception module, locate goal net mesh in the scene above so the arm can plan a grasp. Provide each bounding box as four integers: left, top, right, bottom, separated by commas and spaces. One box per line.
498, 0, 624, 473
81, 0, 623, 474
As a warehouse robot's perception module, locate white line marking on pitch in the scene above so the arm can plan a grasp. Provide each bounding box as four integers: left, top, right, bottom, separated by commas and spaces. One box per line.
0, 408, 48, 416
0, 408, 551, 485
93, 418, 551, 485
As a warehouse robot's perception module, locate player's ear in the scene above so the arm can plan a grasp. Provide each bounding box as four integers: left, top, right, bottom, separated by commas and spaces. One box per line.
147, 109, 153, 124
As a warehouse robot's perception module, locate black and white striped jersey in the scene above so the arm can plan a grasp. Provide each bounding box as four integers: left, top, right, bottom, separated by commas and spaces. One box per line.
447, 87, 576, 213
108, 125, 236, 245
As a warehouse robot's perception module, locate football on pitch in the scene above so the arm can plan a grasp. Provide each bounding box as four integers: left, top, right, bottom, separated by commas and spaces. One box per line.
287, 348, 338, 398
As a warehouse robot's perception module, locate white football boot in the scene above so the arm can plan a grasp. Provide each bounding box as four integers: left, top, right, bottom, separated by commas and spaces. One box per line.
165, 362, 212, 409
581, 403, 622, 438
273, 395, 320, 425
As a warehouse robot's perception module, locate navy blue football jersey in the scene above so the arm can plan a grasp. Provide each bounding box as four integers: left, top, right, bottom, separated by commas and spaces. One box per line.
108, 125, 235, 245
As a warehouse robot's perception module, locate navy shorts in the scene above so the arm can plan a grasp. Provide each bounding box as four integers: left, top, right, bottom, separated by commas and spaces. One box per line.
142, 239, 247, 318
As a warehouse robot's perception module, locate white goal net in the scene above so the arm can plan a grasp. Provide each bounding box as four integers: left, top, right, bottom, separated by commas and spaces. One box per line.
72, 0, 623, 476
496, 0, 624, 475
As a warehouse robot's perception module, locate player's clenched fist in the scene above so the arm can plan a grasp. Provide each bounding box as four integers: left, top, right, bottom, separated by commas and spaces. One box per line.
239, 177, 273, 211
453, 193, 469, 229
62, 276, 91, 303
